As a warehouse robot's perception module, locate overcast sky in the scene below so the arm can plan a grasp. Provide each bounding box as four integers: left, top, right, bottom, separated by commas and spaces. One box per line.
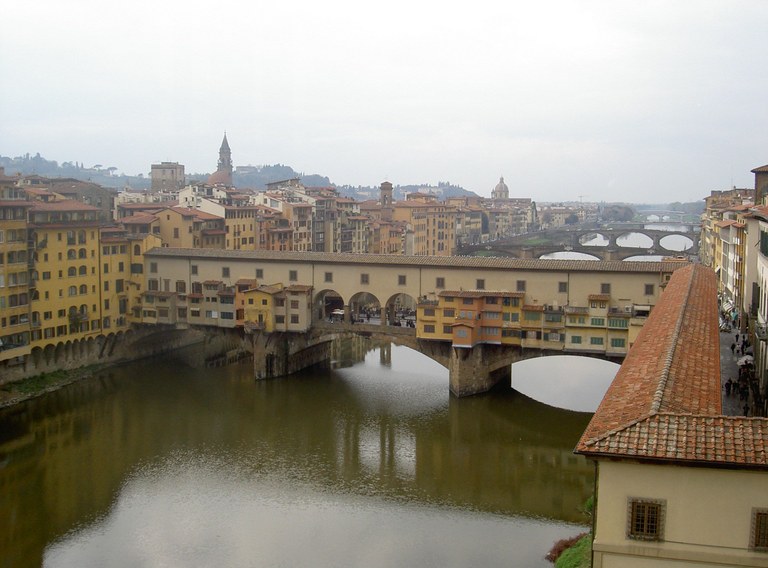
2, 1, 766, 203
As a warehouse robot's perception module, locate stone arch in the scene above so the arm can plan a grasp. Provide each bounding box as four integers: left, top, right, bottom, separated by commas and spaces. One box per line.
31, 346, 43, 367
348, 291, 383, 325
44, 343, 56, 365
615, 232, 653, 248
314, 288, 346, 322
578, 232, 610, 246
384, 292, 419, 327
86, 336, 95, 357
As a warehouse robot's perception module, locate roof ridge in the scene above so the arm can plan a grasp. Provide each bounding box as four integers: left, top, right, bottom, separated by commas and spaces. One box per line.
651, 265, 695, 413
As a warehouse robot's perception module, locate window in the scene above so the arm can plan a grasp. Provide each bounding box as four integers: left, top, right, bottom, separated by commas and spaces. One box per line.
516, 280, 526, 292
290, 300, 299, 309
191, 265, 198, 275
524, 311, 540, 321
590, 337, 604, 345
290, 314, 299, 324
627, 499, 665, 541
559, 281, 568, 293
436, 277, 445, 289
104, 281, 110, 291
476, 279, 485, 290
222, 267, 230, 278
608, 318, 628, 328
463, 298, 473, 305
173, 228, 180, 238
275, 315, 285, 324
443, 308, 454, 317
591, 317, 605, 326
256, 268, 263, 279
610, 338, 626, 348
601, 283, 611, 294
423, 308, 435, 316
324, 272, 333, 283
424, 325, 436, 333
398, 275, 406, 285
289, 270, 298, 282
150, 262, 158, 273
276, 299, 285, 307
645, 284, 655, 296
361, 273, 369, 285
752, 508, 768, 550
571, 335, 582, 344
443, 325, 452, 334
176, 281, 186, 294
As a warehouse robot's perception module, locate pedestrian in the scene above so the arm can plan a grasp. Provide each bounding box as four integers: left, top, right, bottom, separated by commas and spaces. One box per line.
725, 380, 732, 396
731, 343, 736, 353
736, 333, 740, 343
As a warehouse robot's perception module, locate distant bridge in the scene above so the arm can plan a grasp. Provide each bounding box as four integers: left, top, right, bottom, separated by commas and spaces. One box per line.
458, 227, 699, 260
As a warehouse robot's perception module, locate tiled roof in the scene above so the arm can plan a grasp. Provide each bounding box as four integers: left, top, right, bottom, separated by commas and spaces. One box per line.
576, 264, 768, 469
751, 164, 768, 173
145, 247, 688, 274
31, 199, 101, 212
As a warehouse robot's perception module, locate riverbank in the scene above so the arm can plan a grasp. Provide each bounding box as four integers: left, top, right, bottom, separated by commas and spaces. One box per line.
0, 364, 113, 409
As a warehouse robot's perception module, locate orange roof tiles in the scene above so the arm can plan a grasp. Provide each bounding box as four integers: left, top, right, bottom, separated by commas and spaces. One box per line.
576, 264, 768, 469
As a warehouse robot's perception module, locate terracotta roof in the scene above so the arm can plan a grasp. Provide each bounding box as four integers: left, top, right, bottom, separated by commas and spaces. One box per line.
576, 264, 768, 469
30, 200, 100, 212
751, 164, 768, 173
121, 214, 157, 224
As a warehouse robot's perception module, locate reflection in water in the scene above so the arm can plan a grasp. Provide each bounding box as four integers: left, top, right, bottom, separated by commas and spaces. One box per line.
511, 356, 619, 412
0, 341, 595, 568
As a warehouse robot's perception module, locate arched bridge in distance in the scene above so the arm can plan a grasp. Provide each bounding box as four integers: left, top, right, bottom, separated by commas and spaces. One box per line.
457, 226, 699, 260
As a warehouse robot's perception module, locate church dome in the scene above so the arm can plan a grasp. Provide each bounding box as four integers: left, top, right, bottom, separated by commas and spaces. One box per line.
493, 176, 509, 199
207, 169, 232, 186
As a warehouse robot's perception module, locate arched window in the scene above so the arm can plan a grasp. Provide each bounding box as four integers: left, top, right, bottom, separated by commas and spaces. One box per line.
78, 248, 87, 259
68, 286, 77, 296
67, 249, 77, 260
68, 267, 77, 277
134, 244, 141, 256
79, 265, 87, 275
79, 284, 88, 295
79, 304, 88, 316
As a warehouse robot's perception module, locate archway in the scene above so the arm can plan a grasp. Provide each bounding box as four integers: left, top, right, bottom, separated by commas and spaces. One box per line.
314, 289, 345, 322
384, 293, 419, 328
348, 291, 382, 325
511, 354, 620, 412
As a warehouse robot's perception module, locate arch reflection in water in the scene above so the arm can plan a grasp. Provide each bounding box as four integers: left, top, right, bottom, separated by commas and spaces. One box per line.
511, 355, 619, 412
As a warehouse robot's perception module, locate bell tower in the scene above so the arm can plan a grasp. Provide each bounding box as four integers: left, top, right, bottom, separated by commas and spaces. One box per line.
380, 181, 393, 221
218, 132, 232, 177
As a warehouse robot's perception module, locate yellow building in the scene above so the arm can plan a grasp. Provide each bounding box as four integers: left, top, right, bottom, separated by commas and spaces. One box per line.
0, 170, 34, 368
393, 200, 457, 256
27, 199, 104, 350
418, 288, 637, 357
242, 283, 313, 332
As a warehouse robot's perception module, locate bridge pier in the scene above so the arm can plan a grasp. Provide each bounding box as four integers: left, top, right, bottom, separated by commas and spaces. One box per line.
251, 331, 332, 379
448, 344, 512, 397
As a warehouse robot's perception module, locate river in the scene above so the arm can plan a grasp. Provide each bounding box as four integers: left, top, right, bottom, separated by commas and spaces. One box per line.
0, 339, 611, 568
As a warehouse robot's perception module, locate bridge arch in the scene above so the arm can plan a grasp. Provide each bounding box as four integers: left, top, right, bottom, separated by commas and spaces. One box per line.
616, 232, 653, 248
348, 291, 382, 324
578, 232, 609, 246
314, 288, 345, 321
384, 292, 418, 327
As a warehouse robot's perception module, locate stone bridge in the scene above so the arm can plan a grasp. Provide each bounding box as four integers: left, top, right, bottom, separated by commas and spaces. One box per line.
250, 321, 609, 397
458, 227, 699, 260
